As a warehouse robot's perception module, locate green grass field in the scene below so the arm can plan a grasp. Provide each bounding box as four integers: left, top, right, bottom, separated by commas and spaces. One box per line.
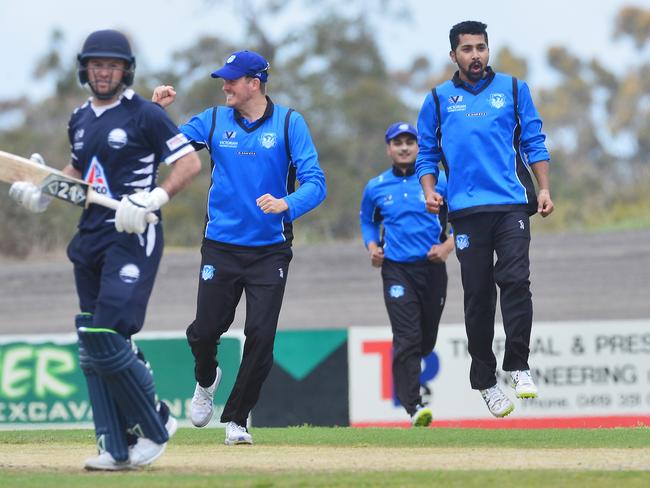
1, 427, 649, 487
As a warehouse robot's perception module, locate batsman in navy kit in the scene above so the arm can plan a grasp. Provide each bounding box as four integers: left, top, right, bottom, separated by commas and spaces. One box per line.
360, 122, 454, 428
416, 21, 554, 418
152, 50, 326, 445
9, 30, 201, 469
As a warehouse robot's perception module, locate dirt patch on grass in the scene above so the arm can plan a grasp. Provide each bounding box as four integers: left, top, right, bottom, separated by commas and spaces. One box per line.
1, 444, 649, 473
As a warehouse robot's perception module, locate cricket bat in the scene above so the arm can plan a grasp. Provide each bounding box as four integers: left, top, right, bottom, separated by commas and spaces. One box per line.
0, 150, 158, 224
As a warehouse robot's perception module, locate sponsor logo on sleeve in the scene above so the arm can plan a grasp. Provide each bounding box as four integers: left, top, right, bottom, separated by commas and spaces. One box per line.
166, 133, 189, 151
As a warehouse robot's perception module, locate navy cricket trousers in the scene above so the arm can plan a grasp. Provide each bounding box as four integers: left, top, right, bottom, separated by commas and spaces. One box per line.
67, 223, 163, 338
186, 239, 292, 426
452, 211, 533, 390
381, 258, 447, 415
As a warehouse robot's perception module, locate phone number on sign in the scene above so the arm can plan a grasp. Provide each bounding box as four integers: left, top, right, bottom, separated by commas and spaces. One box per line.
577, 393, 650, 407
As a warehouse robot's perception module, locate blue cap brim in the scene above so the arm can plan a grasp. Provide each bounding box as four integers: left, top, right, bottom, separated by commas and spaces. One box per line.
211, 65, 246, 80
386, 129, 418, 143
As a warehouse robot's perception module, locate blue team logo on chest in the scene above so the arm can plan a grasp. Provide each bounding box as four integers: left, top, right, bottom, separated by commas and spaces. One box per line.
488, 93, 506, 109
107, 128, 128, 149
456, 234, 470, 250
389, 285, 405, 298
259, 132, 277, 149
201, 265, 215, 281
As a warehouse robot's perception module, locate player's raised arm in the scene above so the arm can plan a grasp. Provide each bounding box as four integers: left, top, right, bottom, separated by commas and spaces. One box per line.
152, 85, 177, 108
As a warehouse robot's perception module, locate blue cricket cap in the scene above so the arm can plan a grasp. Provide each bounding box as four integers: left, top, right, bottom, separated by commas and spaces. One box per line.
385, 122, 418, 143
211, 50, 270, 82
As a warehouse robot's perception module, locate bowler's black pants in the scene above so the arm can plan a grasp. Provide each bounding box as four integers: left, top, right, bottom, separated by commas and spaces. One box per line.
186, 239, 292, 426
452, 211, 532, 390
381, 258, 447, 415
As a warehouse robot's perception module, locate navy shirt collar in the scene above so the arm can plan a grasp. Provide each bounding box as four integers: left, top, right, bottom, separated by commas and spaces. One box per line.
452, 66, 495, 92
234, 96, 275, 132
392, 163, 416, 177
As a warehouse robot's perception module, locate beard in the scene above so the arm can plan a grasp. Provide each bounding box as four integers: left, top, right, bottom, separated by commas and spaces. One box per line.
461, 61, 485, 83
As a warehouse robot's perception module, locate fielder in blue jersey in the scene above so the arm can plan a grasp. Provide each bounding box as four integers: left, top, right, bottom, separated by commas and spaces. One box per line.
9, 30, 201, 470
152, 50, 326, 445
416, 21, 554, 419
360, 122, 454, 427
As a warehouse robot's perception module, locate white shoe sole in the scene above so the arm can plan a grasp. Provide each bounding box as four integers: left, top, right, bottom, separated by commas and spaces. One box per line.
491, 403, 515, 418
224, 438, 253, 446
515, 389, 538, 399
84, 458, 135, 471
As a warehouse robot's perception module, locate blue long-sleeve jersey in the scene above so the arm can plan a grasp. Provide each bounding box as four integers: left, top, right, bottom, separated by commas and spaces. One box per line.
416, 68, 550, 220
180, 98, 326, 246
360, 165, 449, 263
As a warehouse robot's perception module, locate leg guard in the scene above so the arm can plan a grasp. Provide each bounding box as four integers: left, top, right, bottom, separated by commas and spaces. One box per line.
78, 326, 168, 445
128, 338, 171, 442
76, 314, 129, 462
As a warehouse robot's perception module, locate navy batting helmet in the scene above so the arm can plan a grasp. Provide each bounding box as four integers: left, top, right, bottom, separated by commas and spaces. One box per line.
77, 30, 136, 87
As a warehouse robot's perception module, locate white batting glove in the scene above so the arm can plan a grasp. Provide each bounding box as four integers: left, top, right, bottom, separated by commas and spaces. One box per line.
115, 187, 169, 234
8, 153, 52, 213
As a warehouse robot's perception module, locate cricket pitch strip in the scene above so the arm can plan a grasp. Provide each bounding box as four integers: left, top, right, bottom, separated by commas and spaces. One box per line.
1, 444, 649, 472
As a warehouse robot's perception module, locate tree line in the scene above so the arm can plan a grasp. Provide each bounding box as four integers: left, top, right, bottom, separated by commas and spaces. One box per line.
0, 1, 648, 257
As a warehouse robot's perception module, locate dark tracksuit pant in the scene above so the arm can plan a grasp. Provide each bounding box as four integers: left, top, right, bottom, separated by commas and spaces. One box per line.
381, 258, 447, 416
186, 239, 292, 426
452, 211, 533, 390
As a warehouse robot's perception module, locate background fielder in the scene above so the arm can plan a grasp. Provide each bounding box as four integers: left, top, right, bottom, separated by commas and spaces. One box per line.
360, 122, 454, 427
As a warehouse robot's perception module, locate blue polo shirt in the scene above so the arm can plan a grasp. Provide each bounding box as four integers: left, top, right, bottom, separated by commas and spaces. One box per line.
179, 98, 326, 246
416, 68, 550, 220
360, 165, 448, 262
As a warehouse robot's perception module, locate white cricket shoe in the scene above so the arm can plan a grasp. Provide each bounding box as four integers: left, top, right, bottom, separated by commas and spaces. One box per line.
224, 421, 253, 445
480, 385, 515, 418
190, 366, 222, 427
129, 438, 166, 467
510, 370, 538, 398
84, 451, 133, 471
130, 414, 178, 467
411, 404, 433, 427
